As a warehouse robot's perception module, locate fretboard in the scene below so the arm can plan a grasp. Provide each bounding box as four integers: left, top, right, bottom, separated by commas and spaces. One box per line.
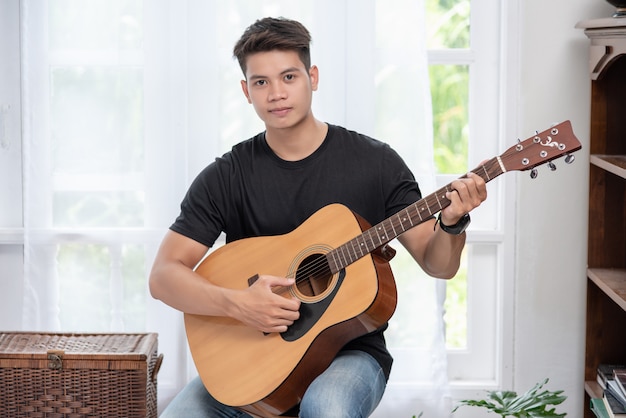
326, 156, 505, 274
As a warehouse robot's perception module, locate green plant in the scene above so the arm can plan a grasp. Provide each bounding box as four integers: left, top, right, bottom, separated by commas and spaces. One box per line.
452, 378, 567, 417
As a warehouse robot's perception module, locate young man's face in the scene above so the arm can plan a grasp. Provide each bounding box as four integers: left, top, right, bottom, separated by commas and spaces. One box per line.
240, 50, 318, 131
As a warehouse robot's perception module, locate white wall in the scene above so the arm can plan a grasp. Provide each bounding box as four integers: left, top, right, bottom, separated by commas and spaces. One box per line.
513, 0, 614, 416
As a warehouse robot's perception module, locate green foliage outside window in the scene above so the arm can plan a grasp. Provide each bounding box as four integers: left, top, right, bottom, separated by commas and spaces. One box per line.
430, 64, 469, 175
425, 0, 470, 175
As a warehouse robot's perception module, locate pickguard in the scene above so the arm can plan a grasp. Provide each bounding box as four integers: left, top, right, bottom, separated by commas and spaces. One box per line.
281, 269, 346, 342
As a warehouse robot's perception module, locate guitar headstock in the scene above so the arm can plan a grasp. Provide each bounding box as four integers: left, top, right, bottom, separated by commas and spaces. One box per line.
499, 120, 582, 173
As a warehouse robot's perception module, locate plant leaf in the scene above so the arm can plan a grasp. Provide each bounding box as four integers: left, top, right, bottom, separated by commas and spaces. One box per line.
452, 379, 567, 417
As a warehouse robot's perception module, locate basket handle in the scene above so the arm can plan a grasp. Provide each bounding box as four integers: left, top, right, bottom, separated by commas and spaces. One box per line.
47, 349, 65, 370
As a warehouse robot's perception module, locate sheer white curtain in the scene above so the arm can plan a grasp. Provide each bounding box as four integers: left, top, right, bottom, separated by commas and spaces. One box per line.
20, 0, 448, 415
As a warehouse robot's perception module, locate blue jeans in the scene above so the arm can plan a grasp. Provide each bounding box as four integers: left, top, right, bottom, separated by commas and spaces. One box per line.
160, 350, 386, 418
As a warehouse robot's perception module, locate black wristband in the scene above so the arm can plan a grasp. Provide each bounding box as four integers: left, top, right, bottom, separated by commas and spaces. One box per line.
437, 213, 471, 235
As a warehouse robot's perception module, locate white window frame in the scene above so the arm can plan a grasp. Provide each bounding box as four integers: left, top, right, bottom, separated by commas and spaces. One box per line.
426, 0, 517, 396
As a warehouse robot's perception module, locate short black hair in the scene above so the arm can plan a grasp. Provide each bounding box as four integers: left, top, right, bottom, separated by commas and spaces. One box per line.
233, 17, 312, 76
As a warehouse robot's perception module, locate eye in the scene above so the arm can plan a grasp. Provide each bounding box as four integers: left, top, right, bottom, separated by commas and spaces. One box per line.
254, 79, 267, 86
284, 73, 295, 81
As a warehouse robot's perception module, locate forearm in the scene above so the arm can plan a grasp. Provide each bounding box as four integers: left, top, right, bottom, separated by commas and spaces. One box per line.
402, 171, 486, 278
420, 223, 466, 279
150, 260, 301, 333
398, 218, 467, 279
149, 261, 235, 317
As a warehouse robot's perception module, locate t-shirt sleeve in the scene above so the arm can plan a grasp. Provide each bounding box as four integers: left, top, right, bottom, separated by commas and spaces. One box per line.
169, 160, 229, 248
380, 144, 424, 219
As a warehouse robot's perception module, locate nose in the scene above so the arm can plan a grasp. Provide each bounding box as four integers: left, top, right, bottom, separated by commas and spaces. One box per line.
268, 83, 287, 101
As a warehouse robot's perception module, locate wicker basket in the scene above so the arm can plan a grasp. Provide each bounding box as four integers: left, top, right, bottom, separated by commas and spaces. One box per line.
0, 332, 162, 418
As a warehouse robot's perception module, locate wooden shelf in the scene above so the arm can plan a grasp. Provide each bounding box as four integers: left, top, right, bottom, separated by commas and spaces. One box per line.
585, 380, 603, 399
590, 155, 626, 179
587, 268, 626, 311
580, 19, 626, 418
576, 18, 626, 30
576, 18, 626, 79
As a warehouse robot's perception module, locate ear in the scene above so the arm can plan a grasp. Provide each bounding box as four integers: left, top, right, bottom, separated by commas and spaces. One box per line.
309, 65, 319, 92
240, 79, 252, 103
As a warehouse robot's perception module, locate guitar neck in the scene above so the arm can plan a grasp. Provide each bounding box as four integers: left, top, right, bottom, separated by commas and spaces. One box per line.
326, 156, 505, 274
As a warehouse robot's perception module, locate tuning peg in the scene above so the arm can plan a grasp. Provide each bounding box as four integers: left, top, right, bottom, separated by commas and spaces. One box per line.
565, 154, 575, 164
530, 168, 538, 179
548, 162, 557, 171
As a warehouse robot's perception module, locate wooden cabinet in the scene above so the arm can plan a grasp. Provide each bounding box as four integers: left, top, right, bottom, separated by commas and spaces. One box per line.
577, 17, 626, 418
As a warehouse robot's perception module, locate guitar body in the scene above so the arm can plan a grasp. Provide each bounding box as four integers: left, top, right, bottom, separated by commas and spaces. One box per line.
184, 203, 398, 417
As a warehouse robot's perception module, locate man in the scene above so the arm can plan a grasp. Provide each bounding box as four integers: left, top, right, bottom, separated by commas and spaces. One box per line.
150, 16, 486, 418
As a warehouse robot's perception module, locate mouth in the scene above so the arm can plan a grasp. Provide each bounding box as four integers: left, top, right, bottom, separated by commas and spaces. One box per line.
269, 107, 292, 117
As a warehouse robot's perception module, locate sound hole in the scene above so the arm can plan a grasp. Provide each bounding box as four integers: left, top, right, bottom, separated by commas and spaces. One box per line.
295, 253, 332, 297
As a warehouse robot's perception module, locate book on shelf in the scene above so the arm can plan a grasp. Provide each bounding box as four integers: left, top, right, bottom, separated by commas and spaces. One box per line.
593, 396, 612, 418
615, 370, 626, 400
604, 390, 626, 418
608, 379, 626, 409
598, 365, 626, 390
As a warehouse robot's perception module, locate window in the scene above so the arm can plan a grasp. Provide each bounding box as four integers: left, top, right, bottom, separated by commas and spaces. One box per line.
425, 0, 508, 387
369, 0, 507, 389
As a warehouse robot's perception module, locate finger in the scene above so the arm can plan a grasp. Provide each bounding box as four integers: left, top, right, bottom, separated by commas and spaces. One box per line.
444, 185, 475, 221
277, 307, 300, 321
446, 181, 468, 207
450, 175, 485, 206
257, 275, 294, 287
263, 276, 301, 308
261, 311, 299, 333
263, 324, 290, 334
466, 172, 486, 196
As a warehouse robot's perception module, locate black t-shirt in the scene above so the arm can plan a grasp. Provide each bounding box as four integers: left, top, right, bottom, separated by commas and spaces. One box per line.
171, 124, 423, 380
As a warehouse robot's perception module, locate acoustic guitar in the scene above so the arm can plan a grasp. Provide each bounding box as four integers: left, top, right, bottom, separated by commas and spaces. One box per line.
184, 120, 582, 417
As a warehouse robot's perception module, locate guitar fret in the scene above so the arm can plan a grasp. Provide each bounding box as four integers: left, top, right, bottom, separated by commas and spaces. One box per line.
434, 191, 441, 211
388, 218, 397, 237
366, 229, 374, 251
329, 250, 339, 273
349, 239, 358, 262
375, 226, 384, 246
397, 213, 406, 232
350, 243, 355, 262
351, 240, 359, 262
338, 245, 347, 268
335, 251, 342, 272
355, 237, 364, 258
481, 164, 491, 181
341, 245, 350, 266
363, 237, 370, 255
416, 205, 423, 221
